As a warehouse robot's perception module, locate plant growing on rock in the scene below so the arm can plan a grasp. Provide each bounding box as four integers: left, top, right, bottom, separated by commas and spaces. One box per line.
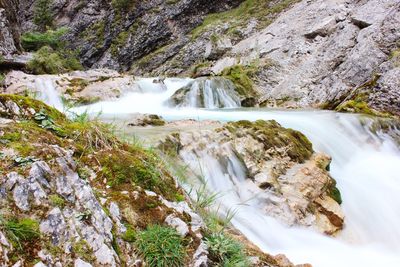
205, 232, 249, 267
135, 225, 186, 267
0, 217, 40, 250
33, 0, 54, 31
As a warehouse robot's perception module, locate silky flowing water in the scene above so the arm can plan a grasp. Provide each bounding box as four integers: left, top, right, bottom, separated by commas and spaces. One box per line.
42, 78, 400, 266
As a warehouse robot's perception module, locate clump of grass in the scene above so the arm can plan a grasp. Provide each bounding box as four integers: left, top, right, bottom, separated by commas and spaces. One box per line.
205, 232, 249, 267
0, 217, 40, 250
135, 225, 186, 267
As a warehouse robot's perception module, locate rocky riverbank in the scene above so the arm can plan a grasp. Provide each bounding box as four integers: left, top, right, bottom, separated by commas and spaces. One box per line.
0, 94, 314, 266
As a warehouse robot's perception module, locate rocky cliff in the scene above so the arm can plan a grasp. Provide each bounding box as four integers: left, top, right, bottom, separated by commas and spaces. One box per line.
1, 0, 399, 115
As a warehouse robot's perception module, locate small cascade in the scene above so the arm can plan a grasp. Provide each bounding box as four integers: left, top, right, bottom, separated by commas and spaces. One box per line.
34, 77, 64, 111
169, 77, 241, 108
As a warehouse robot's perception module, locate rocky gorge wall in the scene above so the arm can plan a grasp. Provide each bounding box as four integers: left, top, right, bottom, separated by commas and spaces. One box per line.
1, 0, 399, 115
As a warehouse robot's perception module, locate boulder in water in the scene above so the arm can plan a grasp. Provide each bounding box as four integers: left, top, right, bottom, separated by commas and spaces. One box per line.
161, 120, 344, 234
168, 77, 241, 109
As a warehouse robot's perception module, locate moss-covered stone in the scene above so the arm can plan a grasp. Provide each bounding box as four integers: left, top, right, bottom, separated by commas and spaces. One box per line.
226, 120, 313, 163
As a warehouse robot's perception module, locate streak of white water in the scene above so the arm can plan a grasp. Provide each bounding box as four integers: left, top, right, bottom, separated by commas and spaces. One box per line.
34, 77, 64, 111
177, 77, 241, 108
71, 79, 400, 266
75, 78, 192, 114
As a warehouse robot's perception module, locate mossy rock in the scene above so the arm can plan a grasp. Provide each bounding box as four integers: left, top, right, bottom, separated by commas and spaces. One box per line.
226, 120, 313, 163
0, 94, 66, 123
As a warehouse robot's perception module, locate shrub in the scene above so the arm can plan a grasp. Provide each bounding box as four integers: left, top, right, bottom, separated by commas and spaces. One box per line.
21, 28, 68, 51
33, 0, 54, 31
205, 232, 249, 267
135, 225, 186, 267
27, 46, 83, 74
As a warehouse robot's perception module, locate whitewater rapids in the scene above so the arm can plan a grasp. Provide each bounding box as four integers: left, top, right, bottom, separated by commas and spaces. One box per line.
41, 77, 400, 267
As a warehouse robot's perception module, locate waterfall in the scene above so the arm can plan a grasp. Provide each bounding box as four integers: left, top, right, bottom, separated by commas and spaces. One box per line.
72, 79, 400, 266
170, 77, 241, 109
34, 77, 64, 111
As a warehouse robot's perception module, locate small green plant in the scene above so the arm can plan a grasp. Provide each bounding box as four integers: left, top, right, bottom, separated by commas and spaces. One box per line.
122, 224, 136, 242
34, 109, 66, 136
205, 232, 249, 267
135, 225, 186, 267
49, 194, 66, 208
33, 0, 54, 31
0, 217, 40, 250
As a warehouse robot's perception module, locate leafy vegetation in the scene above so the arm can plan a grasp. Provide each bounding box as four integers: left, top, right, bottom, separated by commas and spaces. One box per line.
205, 232, 250, 267
33, 0, 54, 31
21, 28, 67, 51
135, 225, 186, 267
27, 46, 83, 74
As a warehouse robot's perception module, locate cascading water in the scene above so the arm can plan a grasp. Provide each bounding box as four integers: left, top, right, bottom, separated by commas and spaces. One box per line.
34, 77, 64, 111
41, 76, 400, 266
169, 77, 241, 108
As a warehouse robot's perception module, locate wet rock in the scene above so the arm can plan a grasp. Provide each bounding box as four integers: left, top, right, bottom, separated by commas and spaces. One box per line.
127, 114, 166, 127
162, 120, 344, 234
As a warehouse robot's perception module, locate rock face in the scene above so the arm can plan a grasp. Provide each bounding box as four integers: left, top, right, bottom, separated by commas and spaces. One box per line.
14, 0, 244, 71
161, 120, 344, 234
0, 8, 18, 57
194, 0, 400, 114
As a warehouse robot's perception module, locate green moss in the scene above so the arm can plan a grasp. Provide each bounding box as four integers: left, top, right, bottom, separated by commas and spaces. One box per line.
122, 224, 137, 242
98, 148, 176, 198
135, 225, 186, 267
82, 21, 106, 49
327, 178, 342, 205
49, 194, 66, 208
111, 31, 130, 57
0, 94, 65, 121
221, 64, 257, 98
226, 120, 313, 163
1, 132, 22, 142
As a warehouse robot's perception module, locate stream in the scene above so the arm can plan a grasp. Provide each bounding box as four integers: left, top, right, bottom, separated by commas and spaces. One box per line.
41, 77, 400, 266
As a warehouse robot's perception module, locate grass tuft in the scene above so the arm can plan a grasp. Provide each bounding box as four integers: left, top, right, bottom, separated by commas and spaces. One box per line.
135, 225, 186, 267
